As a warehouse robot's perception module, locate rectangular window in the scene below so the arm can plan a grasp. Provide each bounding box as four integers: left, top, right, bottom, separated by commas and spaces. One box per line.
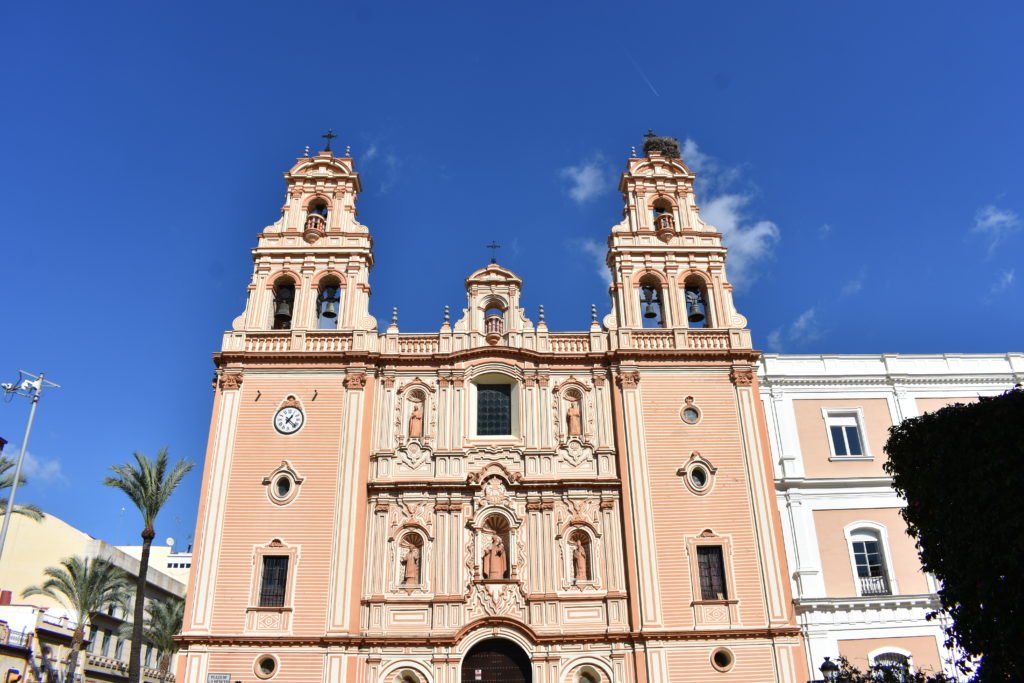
86, 627, 98, 653
101, 630, 112, 657
697, 546, 728, 600
826, 412, 865, 457
477, 384, 512, 436
145, 645, 154, 667
115, 638, 125, 660
259, 555, 289, 607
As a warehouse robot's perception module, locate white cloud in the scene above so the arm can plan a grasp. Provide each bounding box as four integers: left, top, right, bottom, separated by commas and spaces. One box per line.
973, 205, 1021, 255
991, 269, 1015, 294
363, 144, 379, 161
577, 239, 611, 286
819, 223, 832, 238
4, 446, 67, 486
560, 156, 610, 204
765, 307, 822, 352
680, 139, 779, 287
840, 268, 866, 297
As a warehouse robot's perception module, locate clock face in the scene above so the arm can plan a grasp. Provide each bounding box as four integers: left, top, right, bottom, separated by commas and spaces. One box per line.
274, 406, 304, 434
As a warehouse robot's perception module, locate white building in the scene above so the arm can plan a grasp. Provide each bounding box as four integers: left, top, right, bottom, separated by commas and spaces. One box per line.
759, 353, 1023, 678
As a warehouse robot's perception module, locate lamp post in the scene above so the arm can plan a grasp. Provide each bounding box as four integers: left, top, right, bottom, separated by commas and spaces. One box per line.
0, 371, 59, 561
808, 656, 841, 683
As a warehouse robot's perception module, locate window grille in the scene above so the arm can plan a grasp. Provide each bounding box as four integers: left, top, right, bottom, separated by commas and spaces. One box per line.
259, 555, 289, 607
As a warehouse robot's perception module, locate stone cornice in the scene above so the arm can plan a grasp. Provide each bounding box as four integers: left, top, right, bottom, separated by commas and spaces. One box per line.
177, 625, 802, 649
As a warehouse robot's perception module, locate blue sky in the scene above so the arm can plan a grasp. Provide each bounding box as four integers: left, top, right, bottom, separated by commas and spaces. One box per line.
1, 1, 1021, 548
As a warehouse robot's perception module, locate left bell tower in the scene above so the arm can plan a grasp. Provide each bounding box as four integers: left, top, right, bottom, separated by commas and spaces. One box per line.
234, 144, 377, 334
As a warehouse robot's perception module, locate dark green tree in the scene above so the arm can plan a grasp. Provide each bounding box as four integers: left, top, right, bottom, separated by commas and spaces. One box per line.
1, 455, 44, 520
104, 449, 193, 683
884, 387, 1024, 682
22, 556, 129, 683
118, 597, 184, 673
830, 655, 955, 682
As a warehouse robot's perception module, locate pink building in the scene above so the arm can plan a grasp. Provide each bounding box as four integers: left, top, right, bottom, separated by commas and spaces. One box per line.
177, 133, 813, 682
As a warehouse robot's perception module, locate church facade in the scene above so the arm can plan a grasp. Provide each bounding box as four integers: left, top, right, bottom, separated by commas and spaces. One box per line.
177, 133, 1020, 683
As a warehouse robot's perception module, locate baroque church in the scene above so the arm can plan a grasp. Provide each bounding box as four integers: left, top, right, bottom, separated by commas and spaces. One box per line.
177, 133, 1022, 683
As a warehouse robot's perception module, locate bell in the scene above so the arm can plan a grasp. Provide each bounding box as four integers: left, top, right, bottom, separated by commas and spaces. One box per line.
687, 301, 705, 323
274, 299, 292, 323
644, 302, 658, 319
321, 299, 337, 319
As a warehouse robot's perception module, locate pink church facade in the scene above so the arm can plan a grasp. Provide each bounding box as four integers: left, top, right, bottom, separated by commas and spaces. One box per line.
176, 133, 811, 682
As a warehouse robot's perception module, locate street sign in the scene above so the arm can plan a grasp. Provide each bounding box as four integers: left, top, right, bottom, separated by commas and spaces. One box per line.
207, 674, 231, 683
474, 670, 482, 681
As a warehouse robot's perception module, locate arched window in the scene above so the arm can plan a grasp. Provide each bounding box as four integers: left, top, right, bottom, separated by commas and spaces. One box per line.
638, 274, 666, 328
872, 651, 911, 681
272, 278, 296, 330
683, 275, 710, 328
481, 515, 511, 580
651, 197, 676, 234
316, 276, 342, 329
849, 528, 892, 596
482, 299, 506, 342
304, 199, 329, 236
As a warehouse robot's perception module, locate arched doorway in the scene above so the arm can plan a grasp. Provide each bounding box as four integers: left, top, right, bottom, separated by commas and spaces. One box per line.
461, 638, 531, 682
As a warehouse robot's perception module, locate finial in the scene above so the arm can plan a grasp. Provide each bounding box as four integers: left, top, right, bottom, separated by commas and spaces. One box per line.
443, 305, 450, 324
591, 304, 598, 323
345, 145, 351, 156
391, 307, 398, 326
538, 304, 545, 323
304, 145, 310, 157
486, 241, 501, 264
631, 145, 637, 157
322, 128, 338, 153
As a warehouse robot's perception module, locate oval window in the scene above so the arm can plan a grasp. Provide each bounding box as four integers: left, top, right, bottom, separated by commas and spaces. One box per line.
275, 476, 291, 498
255, 655, 277, 679
690, 466, 708, 489
683, 407, 699, 423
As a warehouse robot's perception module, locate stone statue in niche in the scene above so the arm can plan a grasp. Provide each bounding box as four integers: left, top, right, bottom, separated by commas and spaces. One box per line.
572, 540, 589, 581
402, 543, 420, 585
566, 400, 582, 437
408, 403, 423, 439
483, 535, 507, 580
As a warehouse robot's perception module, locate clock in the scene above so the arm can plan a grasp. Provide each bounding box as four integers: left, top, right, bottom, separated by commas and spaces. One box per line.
274, 406, 304, 434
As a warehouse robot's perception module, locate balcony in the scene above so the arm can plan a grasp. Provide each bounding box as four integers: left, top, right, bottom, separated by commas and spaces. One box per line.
0, 626, 33, 649
859, 575, 891, 596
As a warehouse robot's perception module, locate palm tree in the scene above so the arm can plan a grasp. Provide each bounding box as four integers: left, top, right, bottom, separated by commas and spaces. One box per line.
118, 597, 184, 673
0, 455, 44, 520
22, 556, 129, 683
104, 449, 193, 683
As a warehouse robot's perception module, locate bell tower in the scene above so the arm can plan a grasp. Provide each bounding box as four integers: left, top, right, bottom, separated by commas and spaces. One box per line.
605, 131, 748, 341
232, 143, 377, 335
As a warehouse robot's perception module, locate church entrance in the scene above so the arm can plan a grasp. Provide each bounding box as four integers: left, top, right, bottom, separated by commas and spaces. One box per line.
461, 638, 532, 682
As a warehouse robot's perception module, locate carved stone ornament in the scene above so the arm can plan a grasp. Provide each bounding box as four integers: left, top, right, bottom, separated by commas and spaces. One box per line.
730, 368, 755, 387
557, 438, 594, 468
477, 476, 514, 510
396, 441, 431, 470
616, 371, 640, 389
219, 372, 244, 390
466, 582, 525, 619
555, 499, 602, 536
388, 500, 434, 539
344, 372, 367, 390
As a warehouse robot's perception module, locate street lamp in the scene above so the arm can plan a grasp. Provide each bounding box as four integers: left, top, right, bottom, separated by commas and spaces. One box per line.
0, 370, 59, 560
820, 656, 840, 681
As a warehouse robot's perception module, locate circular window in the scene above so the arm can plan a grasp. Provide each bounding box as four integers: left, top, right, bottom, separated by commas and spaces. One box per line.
255, 655, 278, 679
690, 466, 709, 489
711, 647, 734, 672
680, 397, 701, 425
275, 476, 291, 498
